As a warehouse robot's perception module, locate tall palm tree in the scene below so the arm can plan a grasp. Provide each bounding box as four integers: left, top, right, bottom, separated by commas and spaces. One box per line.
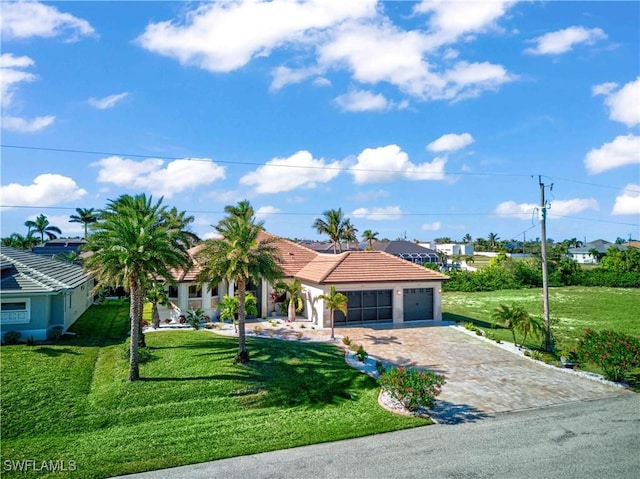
342, 219, 358, 250
361, 229, 379, 250
24, 214, 62, 243
487, 232, 500, 251
83, 193, 194, 381
195, 200, 283, 363
313, 208, 346, 253
275, 278, 304, 323
462, 233, 472, 244
69, 208, 98, 238
318, 285, 348, 340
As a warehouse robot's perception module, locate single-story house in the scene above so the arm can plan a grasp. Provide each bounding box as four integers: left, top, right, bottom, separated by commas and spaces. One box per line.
372, 240, 439, 266
1, 246, 92, 341
567, 239, 627, 264
162, 233, 449, 328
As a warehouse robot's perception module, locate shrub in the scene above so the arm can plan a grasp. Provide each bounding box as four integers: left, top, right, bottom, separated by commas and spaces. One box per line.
355, 345, 368, 362
26, 336, 36, 346
253, 325, 263, 335
47, 326, 64, 342
379, 366, 445, 411
530, 350, 543, 361
348, 342, 360, 352
523, 350, 531, 357
185, 308, 205, 330
576, 329, 640, 382
375, 360, 386, 375
3, 331, 21, 345
475, 329, 483, 336
464, 322, 477, 332
342, 336, 352, 346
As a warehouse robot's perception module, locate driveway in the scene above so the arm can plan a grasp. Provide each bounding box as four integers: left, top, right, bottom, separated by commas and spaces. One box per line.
338, 323, 630, 423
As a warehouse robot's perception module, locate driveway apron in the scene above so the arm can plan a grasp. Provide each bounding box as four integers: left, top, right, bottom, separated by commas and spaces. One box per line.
338, 323, 629, 423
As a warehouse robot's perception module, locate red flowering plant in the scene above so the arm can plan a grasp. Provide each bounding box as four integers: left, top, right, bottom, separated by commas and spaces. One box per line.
378, 365, 445, 411
576, 329, 640, 382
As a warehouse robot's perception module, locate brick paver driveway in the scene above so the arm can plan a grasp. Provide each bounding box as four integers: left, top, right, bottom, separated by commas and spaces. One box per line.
338, 323, 630, 423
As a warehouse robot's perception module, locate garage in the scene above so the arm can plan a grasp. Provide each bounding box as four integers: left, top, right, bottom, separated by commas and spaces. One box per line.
334, 289, 393, 324
403, 288, 434, 321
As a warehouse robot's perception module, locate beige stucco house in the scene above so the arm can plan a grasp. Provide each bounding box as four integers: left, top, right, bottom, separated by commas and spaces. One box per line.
160, 232, 449, 328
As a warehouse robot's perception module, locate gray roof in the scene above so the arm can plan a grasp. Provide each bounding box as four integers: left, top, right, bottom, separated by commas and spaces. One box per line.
372, 240, 438, 256
0, 246, 90, 294
568, 243, 627, 255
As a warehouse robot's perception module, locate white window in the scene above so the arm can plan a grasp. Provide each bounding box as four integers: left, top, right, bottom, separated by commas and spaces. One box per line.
1, 298, 31, 324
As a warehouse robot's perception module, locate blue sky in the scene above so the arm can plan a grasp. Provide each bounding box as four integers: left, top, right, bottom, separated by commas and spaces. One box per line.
1, 0, 639, 244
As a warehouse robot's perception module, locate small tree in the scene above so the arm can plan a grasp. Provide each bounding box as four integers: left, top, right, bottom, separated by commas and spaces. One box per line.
318, 285, 348, 340
146, 282, 170, 329
492, 303, 533, 347
275, 278, 304, 322
217, 293, 258, 333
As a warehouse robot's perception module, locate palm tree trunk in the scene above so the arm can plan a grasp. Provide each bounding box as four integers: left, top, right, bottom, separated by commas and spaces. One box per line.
152, 303, 160, 329
330, 309, 335, 340
235, 278, 249, 363
129, 277, 142, 381
137, 292, 146, 348
288, 298, 295, 323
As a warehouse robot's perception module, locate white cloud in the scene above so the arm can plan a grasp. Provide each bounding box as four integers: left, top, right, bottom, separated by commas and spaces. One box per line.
584, 135, 640, 174
351, 206, 402, 221
348, 189, 390, 202
137, 0, 376, 73
239, 150, 342, 194
0, 174, 87, 207
2, 115, 55, 133
525, 26, 606, 55
427, 132, 474, 152
415, 0, 515, 47
349, 144, 447, 184
1, 53, 36, 108
593, 77, 640, 127
255, 206, 281, 220
88, 92, 129, 110
495, 198, 598, 219
421, 221, 442, 231
334, 89, 389, 112
1, 1, 95, 41
612, 184, 640, 216
92, 156, 225, 198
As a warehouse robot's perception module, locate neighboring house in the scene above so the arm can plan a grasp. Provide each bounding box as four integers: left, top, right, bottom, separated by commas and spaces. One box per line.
298, 240, 360, 253
567, 239, 627, 264
624, 241, 640, 249
31, 238, 87, 258
421, 242, 474, 256
1, 247, 92, 341
164, 233, 449, 327
372, 240, 439, 266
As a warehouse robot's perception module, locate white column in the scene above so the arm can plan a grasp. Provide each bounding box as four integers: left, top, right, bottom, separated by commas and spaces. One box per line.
260, 278, 268, 318
393, 287, 404, 324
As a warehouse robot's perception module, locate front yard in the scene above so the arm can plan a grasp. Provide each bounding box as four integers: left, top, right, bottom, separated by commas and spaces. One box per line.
0, 300, 426, 478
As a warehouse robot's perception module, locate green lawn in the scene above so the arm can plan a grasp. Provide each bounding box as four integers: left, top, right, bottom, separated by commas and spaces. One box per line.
443, 286, 640, 349
1, 300, 427, 478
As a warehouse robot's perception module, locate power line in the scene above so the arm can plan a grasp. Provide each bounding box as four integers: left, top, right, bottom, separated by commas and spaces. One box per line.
543, 175, 639, 194
1, 204, 638, 227
0, 143, 531, 178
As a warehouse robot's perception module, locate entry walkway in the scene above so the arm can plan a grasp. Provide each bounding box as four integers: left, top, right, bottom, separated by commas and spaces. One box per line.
338, 323, 629, 423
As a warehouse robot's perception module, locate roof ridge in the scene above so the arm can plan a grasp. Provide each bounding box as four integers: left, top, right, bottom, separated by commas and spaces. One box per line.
0, 251, 66, 290
317, 251, 350, 283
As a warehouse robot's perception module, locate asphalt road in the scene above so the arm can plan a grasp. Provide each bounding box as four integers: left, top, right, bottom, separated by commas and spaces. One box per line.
123, 394, 639, 479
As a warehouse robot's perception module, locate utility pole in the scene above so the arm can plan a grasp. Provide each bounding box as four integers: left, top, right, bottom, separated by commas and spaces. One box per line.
539, 176, 552, 352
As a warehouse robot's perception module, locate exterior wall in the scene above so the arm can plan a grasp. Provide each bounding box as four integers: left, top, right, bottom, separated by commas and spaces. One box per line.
301, 280, 445, 328
62, 283, 92, 329
161, 282, 221, 321
569, 252, 597, 264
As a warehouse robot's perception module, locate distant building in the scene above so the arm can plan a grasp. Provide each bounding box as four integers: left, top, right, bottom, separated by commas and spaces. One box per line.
421, 242, 474, 256
567, 239, 627, 264
372, 240, 439, 266
32, 238, 87, 259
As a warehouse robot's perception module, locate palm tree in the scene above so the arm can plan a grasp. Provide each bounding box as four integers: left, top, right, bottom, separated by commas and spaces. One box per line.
437, 250, 448, 265
342, 219, 358, 250
146, 281, 170, 329
275, 278, 304, 323
24, 214, 62, 243
69, 208, 98, 238
55, 251, 81, 264
217, 293, 258, 332
1, 232, 38, 250
362, 229, 379, 250
195, 200, 283, 363
492, 303, 520, 345
487, 232, 500, 251
313, 208, 346, 253
318, 285, 348, 340
492, 303, 537, 347
462, 233, 472, 244
83, 193, 194, 381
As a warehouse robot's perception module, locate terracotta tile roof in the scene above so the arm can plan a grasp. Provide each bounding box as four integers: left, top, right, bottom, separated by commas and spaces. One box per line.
296, 250, 449, 284
258, 231, 318, 277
